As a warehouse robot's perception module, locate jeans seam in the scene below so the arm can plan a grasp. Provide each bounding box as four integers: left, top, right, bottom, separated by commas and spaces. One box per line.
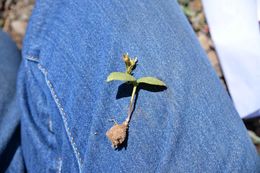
57, 157, 62, 173
25, 55, 83, 172
26, 55, 40, 62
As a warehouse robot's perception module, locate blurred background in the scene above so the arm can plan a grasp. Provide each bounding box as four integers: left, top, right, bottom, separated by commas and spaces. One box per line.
1, 0, 259, 151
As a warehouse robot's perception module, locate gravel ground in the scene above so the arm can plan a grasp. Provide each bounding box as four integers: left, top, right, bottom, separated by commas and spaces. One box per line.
0, 0, 34, 48
1, 0, 259, 152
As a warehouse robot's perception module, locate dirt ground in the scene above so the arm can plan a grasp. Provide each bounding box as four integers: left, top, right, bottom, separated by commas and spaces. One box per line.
0, 0, 34, 48
1, 0, 260, 152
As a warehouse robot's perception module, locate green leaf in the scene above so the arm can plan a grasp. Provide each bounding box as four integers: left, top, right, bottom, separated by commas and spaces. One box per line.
107, 72, 136, 82
137, 77, 166, 86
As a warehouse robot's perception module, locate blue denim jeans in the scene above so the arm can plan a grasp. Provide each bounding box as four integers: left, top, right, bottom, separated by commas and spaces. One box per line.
0, 31, 24, 172
0, 0, 259, 172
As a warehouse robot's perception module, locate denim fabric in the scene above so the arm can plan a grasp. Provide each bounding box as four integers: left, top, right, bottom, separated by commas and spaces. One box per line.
0, 31, 25, 172
17, 0, 260, 172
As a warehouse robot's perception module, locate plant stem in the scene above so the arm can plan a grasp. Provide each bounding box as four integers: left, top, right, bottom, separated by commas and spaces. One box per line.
125, 84, 137, 124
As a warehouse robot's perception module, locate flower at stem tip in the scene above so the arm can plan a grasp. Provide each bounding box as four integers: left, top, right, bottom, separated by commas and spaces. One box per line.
123, 53, 137, 74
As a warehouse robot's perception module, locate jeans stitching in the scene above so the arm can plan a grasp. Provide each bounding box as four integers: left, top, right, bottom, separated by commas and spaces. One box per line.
25, 55, 83, 172
37, 63, 83, 171
48, 117, 54, 133
26, 55, 40, 62
57, 157, 62, 173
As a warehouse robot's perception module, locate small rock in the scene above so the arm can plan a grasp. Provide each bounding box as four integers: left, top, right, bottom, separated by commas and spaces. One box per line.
191, 12, 205, 31
11, 20, 27, 35
197, 32, 211, 51
207, 50, 218, 66
188, 0, 202, 12
207, 50, 223, 77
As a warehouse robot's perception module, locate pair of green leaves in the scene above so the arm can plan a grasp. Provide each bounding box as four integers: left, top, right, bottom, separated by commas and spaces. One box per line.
107, 72, 166, 86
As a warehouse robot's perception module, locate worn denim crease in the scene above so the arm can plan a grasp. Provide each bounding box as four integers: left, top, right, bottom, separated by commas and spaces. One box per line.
0, 30, 25, 172
26, 55, 83, 172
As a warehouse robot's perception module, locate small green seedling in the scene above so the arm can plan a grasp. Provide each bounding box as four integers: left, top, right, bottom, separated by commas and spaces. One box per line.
106, 53, 166, 149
